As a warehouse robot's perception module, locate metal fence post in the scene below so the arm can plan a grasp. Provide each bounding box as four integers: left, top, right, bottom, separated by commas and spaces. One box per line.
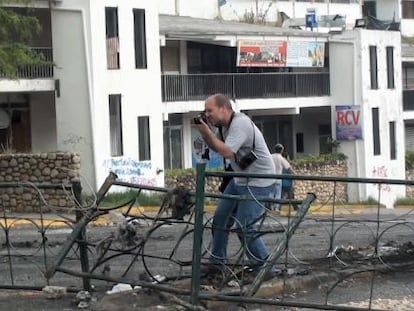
73, 181, 91, 291
190, 162, 206, 306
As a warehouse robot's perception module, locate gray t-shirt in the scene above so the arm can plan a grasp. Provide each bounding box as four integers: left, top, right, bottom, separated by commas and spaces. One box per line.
219, 113, 275, 187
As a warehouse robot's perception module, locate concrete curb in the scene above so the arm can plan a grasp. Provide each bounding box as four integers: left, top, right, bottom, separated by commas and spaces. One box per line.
0, 204, 384, 228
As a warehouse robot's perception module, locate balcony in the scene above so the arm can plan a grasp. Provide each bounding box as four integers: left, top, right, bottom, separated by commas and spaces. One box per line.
0, 47, 54, 79
161, 72, 330, 102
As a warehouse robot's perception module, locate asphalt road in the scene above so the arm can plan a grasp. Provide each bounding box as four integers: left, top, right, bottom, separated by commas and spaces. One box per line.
1, 207, 414, 310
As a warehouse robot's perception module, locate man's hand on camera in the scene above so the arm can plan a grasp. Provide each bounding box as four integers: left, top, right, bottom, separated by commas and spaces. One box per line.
196, 120, 235, 160
196, 119, 211, 137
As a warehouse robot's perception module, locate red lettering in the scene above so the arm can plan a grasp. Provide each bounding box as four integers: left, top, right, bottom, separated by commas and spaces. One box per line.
337, 111, 346, 125
351, 111, 360, 125
344, 111, 352, 125
338, 110, 360, 125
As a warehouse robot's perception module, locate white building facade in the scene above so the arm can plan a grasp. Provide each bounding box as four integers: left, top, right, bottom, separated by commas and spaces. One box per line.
0, 0, 165, 190
330, 30, 404, 206
0, 0, 410, 207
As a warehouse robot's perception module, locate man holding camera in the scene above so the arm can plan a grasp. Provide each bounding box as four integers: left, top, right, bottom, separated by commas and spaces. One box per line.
196, 93, 278, 279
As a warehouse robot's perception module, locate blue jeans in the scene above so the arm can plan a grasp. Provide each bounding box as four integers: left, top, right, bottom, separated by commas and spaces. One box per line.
210, 179, 274, 269
273, 180, 282, 210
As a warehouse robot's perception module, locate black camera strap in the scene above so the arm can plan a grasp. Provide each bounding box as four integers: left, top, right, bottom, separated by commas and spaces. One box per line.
219, 112, 256, 166
218, 112, 235, 141
251, 120, 256, 151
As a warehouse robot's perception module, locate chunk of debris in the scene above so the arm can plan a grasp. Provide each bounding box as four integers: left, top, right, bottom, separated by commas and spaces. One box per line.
42, 285, 67, 299
106, 283, 133, 294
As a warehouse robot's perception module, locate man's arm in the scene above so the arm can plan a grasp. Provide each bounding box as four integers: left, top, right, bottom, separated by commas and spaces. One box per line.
197, 122, 235, 160
282, 158, 295, 174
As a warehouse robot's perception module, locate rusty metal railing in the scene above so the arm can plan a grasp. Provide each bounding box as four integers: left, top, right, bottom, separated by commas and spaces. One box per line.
2, 164, 414, 310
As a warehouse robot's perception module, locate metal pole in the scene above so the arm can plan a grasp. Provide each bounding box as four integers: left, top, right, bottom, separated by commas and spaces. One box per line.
73, 181, 91, 291
45, 172, 118, 278
190, 162, 206, 306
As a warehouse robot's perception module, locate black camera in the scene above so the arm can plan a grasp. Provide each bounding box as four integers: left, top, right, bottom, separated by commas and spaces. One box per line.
193, 112, 207, 125
237, 150, 258, 170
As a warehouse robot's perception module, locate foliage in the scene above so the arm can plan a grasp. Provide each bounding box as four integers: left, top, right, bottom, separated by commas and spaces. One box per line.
83, 190, 163, 207
239, 0, 274, 24
325, 137, 341, 153
165, 153, 348, 177
406, 151, 414, 169
0, 0, 43, 78
165, 168, 196, 178
395, 197, 414, 206
292, 152, 347, 167
359, 196, 380, 205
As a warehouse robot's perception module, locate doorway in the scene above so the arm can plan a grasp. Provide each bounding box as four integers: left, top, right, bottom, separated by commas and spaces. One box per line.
164, 126, 183, 169
0, 105, 31, 153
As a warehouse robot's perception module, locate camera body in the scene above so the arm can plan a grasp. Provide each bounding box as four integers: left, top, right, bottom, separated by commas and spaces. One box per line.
193, 112, 207, 125
237, 150, 258, 169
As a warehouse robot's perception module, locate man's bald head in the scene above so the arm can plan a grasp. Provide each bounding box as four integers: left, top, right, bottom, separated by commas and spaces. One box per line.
204, 94, 233, 127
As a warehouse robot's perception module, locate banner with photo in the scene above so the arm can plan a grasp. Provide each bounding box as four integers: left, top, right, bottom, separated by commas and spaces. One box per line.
335, 106, 363, 140
237, 40, 324, 68
237, 40, 287, 67
287, 41, 325, 67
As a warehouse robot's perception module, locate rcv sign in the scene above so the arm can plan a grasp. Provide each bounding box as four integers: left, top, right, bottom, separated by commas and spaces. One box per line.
336, 106, 363, 140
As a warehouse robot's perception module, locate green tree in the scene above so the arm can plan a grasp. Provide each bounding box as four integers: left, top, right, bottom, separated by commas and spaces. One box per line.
0, 0, 42, 78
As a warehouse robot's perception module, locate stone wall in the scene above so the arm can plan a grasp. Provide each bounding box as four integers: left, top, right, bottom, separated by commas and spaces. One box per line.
165, 160, 348, 203
0, 153, 81, 213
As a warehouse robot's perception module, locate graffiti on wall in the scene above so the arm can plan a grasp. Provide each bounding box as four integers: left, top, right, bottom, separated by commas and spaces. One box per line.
102, 157, 157, 187
372, 165, 391, 192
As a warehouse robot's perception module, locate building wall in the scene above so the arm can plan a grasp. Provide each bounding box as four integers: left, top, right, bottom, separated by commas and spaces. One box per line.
330, 29, 404, 207
376, 0, 400, 21
329, 40, 361, 202
30, 92, 57, 152
87, 0, 164, 189
294, 107, 331, 158
47, 0, 164, 190
401, 20, 414, 37
51, 4, 95, 190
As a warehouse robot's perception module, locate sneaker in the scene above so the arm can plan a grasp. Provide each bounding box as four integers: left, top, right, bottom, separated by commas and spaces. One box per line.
200, 264, 224, 277
243, 268, 282, 284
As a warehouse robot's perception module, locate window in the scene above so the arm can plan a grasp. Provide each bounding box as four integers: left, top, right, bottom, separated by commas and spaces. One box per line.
372, 108, 380, 155
133, 9, 147, 69
386, 46, 395, 89
403, 65, 414, 90
105, 7, 120, 69
402, 1, 414, 19
389, 121, 396, 160
109, 95, 123, 156
164, 126, 183, 169
369, 46, 378, 89
138, 116, 151, 160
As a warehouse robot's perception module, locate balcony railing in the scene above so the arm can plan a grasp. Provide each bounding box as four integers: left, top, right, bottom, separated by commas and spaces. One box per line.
0, 47, 53, 79
161, 72, 330, 102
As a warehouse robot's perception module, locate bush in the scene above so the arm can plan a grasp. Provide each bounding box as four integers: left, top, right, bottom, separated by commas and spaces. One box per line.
165, 168, 195, 178
395, 197, 414, 205
292, 153, 347, 167
82, 189, 163, 207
